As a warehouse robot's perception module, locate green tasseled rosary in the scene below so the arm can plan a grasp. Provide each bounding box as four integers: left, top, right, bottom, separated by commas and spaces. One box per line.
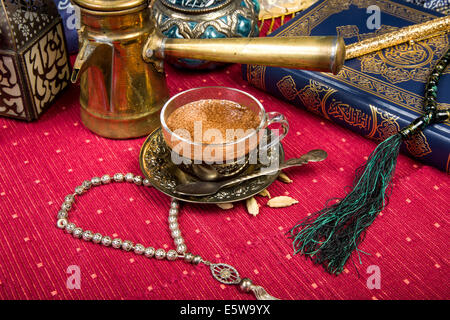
289, 48, 450, 275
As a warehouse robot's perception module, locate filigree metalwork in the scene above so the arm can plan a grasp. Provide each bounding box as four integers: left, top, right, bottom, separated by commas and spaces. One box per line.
210, 263, 241, 285
161, 0, 231, 13
338, 24, 450, 84
154, 0, 259, 39
153, 0, 259, 68
139, 128, 284, 204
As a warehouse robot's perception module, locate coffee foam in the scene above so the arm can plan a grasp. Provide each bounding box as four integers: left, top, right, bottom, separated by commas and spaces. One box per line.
166, 99, 260, 144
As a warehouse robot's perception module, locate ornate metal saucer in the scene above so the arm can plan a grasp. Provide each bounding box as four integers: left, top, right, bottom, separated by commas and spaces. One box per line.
139, 128, 284, 203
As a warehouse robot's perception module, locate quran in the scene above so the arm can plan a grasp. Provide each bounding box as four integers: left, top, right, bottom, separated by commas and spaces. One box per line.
243, 0, 450, 172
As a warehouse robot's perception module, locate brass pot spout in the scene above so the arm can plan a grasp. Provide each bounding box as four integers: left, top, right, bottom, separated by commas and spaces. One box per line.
71, 37, 113, 101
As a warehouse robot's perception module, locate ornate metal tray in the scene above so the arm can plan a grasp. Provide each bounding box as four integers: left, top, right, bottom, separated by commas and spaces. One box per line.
139, 128, 284, 203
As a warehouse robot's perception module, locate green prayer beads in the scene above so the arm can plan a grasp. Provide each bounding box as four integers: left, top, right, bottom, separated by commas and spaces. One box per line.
401, 49, 450, 139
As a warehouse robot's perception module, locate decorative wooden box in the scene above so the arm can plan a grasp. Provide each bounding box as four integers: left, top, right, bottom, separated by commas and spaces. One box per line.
0, 0, 71, 121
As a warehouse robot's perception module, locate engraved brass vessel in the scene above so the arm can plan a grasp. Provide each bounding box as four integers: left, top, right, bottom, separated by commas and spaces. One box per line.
71, 0, 345, 139
152, 0, 260, 69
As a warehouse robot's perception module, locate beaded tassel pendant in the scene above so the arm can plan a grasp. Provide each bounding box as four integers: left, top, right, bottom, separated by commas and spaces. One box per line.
288, 49, 450, 275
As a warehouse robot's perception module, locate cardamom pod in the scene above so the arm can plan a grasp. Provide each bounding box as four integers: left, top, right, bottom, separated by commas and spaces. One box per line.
216, 203, 233, 210
277, 171, 293, 183
257, 189, 271, 198
246, 197, 259, 217
267, 196, 299, 208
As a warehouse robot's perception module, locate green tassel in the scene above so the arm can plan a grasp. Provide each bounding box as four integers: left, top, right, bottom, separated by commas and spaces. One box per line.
288, 49, 449, 275
288, 133, 403, 275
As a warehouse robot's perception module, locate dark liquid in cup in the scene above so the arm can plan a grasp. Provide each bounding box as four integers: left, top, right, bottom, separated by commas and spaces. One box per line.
166, 99, 260, 144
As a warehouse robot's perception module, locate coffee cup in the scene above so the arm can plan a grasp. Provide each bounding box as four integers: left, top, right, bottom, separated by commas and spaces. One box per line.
160, 87, 289, 181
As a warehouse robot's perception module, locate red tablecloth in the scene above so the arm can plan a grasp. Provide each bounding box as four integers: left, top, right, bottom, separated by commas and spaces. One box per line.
0, 60, 448, 300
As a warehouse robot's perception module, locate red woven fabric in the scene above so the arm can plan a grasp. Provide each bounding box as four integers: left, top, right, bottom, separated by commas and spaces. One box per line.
0, 58, 448, 300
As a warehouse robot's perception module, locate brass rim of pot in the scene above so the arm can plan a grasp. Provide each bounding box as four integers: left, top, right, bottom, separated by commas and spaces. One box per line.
72, 0, 148, 13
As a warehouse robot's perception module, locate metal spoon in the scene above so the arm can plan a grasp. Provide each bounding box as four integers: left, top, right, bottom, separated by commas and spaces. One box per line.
174, 149, 327, 196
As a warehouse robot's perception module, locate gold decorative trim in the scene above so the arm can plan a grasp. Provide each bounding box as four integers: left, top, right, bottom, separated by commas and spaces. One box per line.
404, 132, 433, 158
246, 0, 449, 169
331, 66, 422, 112
246, 64, 266, 90
269, 0, 449, 127
276, 0, 438, 38
341, 25, 449, 84
275, 78, 434, 159
345, 16, 450, 59
367, 105, 400, 141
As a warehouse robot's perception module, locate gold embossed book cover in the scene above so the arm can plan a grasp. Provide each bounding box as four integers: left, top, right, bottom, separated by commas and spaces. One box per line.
243, 0, 450, 172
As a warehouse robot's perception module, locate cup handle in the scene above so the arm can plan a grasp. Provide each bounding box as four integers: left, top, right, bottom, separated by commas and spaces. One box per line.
262, 111, 289, 150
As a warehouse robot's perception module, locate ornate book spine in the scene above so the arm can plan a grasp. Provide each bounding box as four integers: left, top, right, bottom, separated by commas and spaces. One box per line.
242, 64, 450, 173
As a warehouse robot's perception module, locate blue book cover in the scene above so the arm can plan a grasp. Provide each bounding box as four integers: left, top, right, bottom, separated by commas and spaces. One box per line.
54, 0, 78, 53
243, 0, 450, 173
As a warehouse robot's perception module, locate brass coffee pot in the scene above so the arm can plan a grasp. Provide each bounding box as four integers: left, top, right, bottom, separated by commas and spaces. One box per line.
71, 0, 345, 139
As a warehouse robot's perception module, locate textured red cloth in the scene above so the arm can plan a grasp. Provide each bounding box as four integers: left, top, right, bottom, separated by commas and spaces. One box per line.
0, 58, 448, 300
